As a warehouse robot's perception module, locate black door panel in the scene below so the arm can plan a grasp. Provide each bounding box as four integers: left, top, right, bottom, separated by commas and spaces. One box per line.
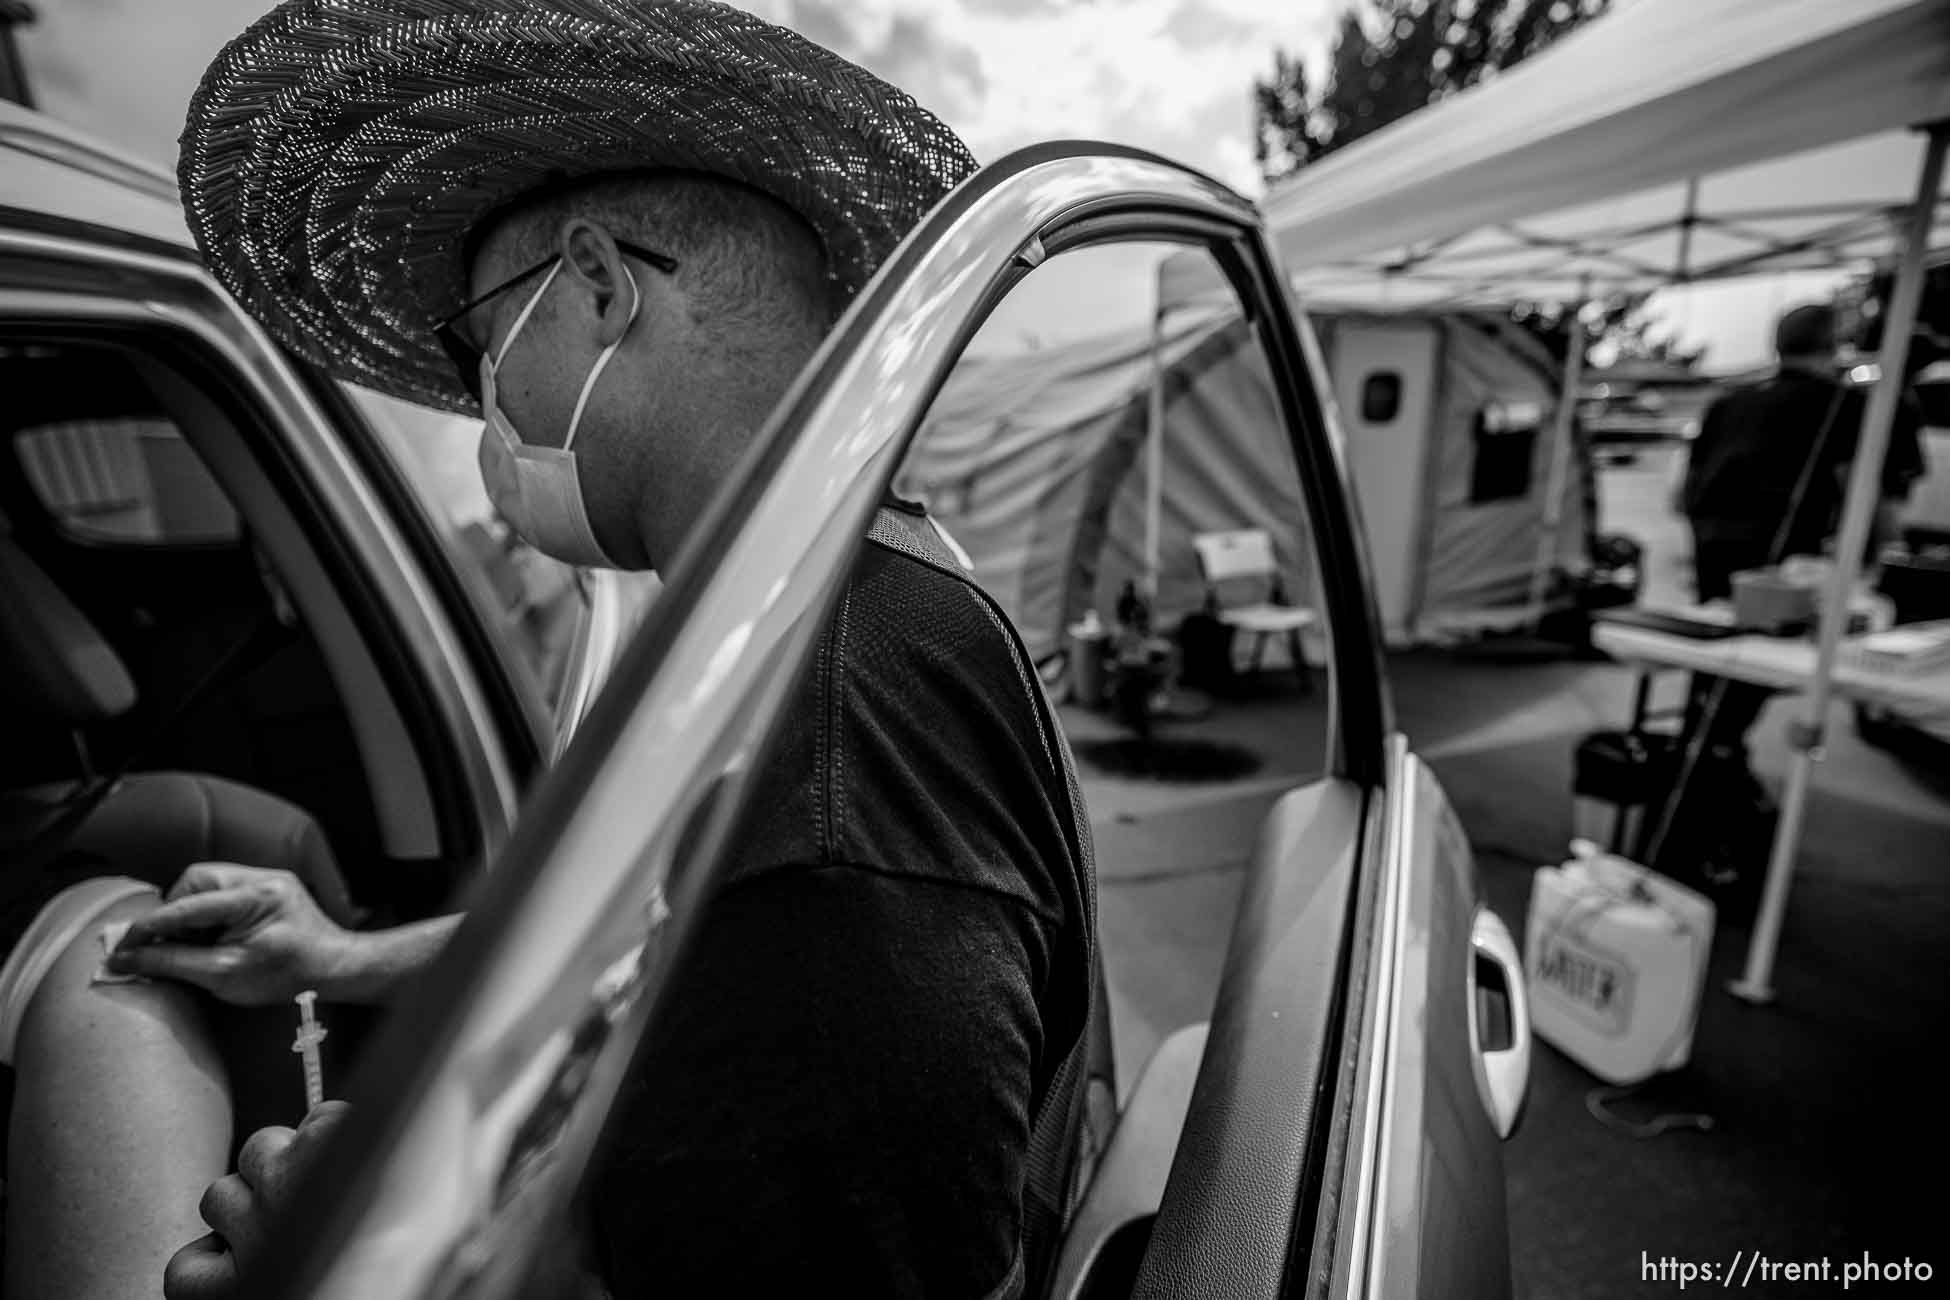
1134, 779, 1362, 1299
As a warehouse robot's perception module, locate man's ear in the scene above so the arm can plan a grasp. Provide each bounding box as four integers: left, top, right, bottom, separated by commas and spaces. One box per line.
558, 220, 637, 347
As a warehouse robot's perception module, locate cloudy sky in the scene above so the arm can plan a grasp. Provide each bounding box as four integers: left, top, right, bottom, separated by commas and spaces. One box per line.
21, 0, 1335, 195
16, 0, 1794, 366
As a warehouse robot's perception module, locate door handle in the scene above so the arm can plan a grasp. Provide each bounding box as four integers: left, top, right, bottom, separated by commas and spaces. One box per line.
1468, 906, 1531, 1139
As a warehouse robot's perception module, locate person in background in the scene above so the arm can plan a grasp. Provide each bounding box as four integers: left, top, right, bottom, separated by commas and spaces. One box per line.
1678, 301, 1926, 770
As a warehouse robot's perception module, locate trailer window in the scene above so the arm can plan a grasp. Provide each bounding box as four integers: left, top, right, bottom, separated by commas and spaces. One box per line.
1470, 400, 1544, 503
1360, 371, 1402, 423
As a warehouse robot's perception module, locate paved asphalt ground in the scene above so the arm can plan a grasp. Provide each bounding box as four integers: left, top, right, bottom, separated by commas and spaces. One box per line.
1064, 446, 1950, 1297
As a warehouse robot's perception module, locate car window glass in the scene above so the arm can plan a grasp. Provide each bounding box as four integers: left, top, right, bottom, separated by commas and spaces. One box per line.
343, 384, 591, 721
15, 414, 241, 545
899, 240, 1330, 1092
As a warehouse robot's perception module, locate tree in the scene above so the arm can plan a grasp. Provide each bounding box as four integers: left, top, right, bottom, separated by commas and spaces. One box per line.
1254, 0, 1610, 182
1250, 0, 1673, 378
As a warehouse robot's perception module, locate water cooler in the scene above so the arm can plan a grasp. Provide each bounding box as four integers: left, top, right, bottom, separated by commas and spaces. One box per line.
1525, 842, 1715, 1085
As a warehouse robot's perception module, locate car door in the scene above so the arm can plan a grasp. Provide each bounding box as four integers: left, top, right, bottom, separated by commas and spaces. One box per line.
250, 141, 1525, 1300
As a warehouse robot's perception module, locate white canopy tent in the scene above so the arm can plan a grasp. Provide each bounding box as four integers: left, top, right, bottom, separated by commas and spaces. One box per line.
1159, 0, 1950, 312
1153, 0, 1947, 1004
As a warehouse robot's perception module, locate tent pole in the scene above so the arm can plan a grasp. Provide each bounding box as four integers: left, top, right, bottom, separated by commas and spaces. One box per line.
1527, 276, 1589, 624
1674, 177, 1700, 283
1729, 122, 1947, 1005
1145, 305, 1165, 602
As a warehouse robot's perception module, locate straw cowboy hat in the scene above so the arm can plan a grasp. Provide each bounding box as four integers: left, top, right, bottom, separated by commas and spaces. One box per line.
179, 0, 978, 413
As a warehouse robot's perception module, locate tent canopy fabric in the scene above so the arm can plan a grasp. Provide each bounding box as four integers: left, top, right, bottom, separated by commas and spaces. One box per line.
1158, 0, 1950, 311
898, 311, 1308, 661
899, 308, 1581, 659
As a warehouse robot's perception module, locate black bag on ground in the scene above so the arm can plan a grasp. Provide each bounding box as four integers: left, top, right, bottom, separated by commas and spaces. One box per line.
1574, 729, 1676, 809
1571, 728, 1770, 922
1571, 728, 1678, 855
1175, 612, 1235, 693
1642, 748, 1773, 923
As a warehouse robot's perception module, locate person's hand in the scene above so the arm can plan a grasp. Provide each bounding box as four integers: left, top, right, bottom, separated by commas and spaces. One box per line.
163, 1102, 350, 1299
105, 862, 355, 1005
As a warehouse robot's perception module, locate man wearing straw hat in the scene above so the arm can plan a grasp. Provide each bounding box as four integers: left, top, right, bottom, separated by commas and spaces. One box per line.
0, 3, 1096, 1296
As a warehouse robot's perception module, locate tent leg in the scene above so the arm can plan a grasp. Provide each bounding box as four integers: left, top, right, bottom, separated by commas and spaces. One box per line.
1289, 629, 1312, 694
1728, 740, 1818, 1007
1144, 308, 1165, 602
1728, 122, 1948, 1006
1528, 283, 1589, 626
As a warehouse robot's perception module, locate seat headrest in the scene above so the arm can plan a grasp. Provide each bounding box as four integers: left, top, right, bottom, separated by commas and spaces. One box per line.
0, 533, 137, 726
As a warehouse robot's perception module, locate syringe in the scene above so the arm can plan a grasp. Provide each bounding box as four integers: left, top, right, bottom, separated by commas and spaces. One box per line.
293, 990, 327, 1111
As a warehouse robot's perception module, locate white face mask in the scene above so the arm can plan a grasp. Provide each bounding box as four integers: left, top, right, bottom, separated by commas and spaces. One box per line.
476, 258, 642, 568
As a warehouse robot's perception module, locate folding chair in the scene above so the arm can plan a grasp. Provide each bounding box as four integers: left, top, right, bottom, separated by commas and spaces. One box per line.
1190, 528, 1316, 692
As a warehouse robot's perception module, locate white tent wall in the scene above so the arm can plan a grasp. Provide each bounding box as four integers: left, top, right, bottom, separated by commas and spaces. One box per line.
1408, 314, 1586, 634
916, 411, 1099, 648
1089, 317, 1312, 653
1318, 314, 1442, 639
896, 313, 1244, 661
901, 304, 1585, 661
1308, 309, 1583, 641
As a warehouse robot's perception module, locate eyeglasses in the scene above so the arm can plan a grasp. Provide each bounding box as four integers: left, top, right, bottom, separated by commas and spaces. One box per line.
434, 240, 679, 403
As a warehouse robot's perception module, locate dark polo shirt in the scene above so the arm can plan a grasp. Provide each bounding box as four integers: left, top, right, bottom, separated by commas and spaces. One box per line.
1683, 368, 1924, 555
591, 506, 1096, 1299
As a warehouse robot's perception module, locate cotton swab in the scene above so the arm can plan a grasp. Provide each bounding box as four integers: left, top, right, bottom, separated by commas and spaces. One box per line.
293, 990, 327, 1110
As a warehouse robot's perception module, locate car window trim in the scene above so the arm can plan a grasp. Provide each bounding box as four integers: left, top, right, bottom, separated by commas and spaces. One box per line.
296, 370, 551, 785
0, 202, 201, 267
1308, 739, 1414, 1300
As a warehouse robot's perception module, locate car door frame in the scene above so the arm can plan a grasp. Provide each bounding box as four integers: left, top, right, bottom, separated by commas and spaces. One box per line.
245, 141, 1487, 1300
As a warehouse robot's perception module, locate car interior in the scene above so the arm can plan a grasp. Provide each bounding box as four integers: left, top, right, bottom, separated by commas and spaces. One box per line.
0, 332, 480, 977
